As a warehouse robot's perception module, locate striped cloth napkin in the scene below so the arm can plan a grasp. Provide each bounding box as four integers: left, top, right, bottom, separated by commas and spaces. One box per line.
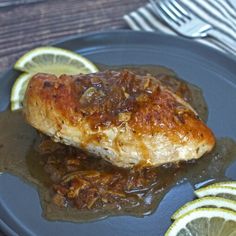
124, 0, 236, 54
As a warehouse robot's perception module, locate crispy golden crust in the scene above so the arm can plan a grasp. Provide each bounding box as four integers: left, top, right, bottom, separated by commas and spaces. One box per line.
24, 70, 215, 168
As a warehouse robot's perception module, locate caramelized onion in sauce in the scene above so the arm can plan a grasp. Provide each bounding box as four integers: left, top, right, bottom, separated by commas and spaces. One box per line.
0, 65, 235, 222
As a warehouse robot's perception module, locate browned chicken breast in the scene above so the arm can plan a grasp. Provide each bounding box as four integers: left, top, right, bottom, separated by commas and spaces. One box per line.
23, 70, 215, 168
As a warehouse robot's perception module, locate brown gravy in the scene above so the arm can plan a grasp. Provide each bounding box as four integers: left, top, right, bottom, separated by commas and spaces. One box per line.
0, 65, 235, 223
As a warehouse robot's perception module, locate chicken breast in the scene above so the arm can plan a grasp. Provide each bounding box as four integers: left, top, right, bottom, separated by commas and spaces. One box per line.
23, 70, 215, 168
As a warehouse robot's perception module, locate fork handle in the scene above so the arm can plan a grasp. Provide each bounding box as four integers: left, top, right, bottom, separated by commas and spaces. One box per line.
207, 29, 236, 55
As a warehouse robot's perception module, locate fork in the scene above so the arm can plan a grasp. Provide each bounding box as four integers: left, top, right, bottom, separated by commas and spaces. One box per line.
150, 0, 236, 55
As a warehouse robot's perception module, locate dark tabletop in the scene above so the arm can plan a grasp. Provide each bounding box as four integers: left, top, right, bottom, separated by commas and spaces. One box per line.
0, 0, 146, 74
0, 1, 146, 235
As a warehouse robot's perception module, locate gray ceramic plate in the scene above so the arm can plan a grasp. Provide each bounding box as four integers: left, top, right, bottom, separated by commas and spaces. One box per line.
0, 31, 236, 236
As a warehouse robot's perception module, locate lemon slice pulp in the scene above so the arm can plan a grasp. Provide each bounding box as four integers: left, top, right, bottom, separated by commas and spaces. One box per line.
10, 73, 32, 111
165, 208, 236, 236
14, 46, 98, 75
166, 181, 236, 235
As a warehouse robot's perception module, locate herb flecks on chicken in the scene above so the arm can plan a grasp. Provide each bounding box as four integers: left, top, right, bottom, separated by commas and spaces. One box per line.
24, 70, 215, 168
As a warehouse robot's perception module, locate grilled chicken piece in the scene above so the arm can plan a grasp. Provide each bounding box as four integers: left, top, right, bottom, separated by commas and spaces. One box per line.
24, 70, 215, 168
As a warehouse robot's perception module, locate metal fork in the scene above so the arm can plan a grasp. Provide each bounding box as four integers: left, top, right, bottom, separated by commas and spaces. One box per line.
150, 0, 236, 55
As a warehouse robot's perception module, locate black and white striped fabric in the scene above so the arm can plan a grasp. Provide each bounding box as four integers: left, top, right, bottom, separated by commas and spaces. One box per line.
124, 0, 236, 54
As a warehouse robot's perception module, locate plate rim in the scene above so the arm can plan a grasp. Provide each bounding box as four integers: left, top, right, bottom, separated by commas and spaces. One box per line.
1, 30, 236, 236
53, 29, 236, 62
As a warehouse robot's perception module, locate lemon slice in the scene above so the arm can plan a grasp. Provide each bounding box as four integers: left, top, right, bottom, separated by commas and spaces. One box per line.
195, 186, 236, 201
14, 46, 98, 75
208, 181, 236, 188
11, 46, 99, 110
10, 73, 32, 110
172, 196, 236, 220
165, 208, 236, 236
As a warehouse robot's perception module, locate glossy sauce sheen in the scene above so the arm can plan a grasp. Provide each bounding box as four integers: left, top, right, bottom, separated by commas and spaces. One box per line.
24, 65, 215, 168
0, 65, 236, 222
